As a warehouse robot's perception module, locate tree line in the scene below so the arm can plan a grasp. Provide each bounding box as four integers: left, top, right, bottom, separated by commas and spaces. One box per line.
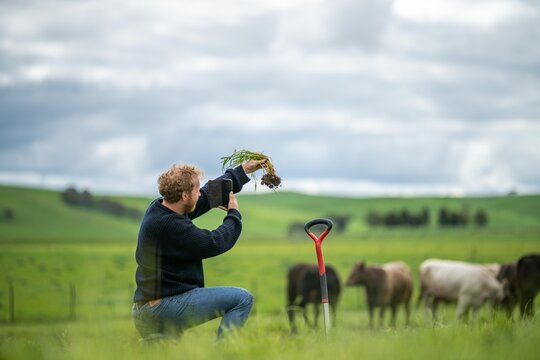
366, 208, 430, 227
366, 207, 488, 228
60, 187, 143, 221
285, 206, 489, 237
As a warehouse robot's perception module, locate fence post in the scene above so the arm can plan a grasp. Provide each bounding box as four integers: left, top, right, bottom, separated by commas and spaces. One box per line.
8, 280, 14, 323
69, 282, 76, 321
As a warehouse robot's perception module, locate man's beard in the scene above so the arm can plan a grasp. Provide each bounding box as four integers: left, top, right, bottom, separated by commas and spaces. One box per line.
188, 196, 197, 213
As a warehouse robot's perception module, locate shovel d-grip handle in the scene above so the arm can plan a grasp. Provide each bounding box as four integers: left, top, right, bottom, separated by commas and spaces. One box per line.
304, 218, 333, 276
304, 218, 333, 239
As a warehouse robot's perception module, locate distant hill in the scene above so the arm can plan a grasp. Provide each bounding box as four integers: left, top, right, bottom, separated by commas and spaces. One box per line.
1, 185, 539, 243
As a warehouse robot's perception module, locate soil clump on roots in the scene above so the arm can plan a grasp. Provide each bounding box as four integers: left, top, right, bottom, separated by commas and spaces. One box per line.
221, 149, 282, 190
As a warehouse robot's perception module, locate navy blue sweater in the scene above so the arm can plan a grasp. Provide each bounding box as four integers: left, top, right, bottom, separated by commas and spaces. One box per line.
133, 166, 250, 303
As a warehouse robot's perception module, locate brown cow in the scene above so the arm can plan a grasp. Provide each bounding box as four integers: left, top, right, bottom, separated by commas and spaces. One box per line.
346, 261, 412, 328
286, 263, 341, 333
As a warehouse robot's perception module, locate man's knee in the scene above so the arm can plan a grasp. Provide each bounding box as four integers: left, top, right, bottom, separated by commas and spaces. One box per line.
237, 288, 254, 307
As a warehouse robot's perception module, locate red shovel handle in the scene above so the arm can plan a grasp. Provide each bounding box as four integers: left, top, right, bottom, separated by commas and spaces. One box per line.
304, 218, 333, 275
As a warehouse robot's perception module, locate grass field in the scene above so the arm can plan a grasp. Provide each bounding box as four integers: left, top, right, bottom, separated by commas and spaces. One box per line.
0, 185, 539, 359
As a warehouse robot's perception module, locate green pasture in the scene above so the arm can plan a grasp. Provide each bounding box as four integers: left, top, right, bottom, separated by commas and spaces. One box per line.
1, 236, 538, 322
0, 185, 539, 359
1, 237, 539, 360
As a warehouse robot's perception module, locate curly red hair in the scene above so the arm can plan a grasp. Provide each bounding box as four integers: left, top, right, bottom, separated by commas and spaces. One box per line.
158, 164, 203, 202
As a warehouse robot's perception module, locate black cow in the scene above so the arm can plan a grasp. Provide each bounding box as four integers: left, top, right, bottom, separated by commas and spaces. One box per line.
517, 254, 540, 318
286, 263, 341, 333
496, 262, 519, 317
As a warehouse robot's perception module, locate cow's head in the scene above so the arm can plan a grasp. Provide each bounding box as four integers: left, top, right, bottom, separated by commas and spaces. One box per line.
346, 261, 367, 286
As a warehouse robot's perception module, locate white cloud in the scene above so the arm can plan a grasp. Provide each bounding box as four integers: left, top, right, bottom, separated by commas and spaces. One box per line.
271, 5, 330, 52
392, 0, 534, 29
458, 141, 513, 192
93, 136, 150, 178
282, 177, 470, 197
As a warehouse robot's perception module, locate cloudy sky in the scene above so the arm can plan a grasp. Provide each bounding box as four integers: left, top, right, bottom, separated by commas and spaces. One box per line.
1, 0, 539, 197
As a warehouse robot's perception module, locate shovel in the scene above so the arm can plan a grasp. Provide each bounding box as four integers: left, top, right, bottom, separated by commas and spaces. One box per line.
304, 218, 334, 336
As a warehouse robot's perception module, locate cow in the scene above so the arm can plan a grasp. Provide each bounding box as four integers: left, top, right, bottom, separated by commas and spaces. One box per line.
286, 263, 341, 334
346, 261, 412, 328
495, 262, 519, 317
418, 259, 505, 320
516, 254, 540, 318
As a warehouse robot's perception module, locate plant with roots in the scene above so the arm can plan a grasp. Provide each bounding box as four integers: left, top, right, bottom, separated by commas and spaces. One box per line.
220, 149, 282, 190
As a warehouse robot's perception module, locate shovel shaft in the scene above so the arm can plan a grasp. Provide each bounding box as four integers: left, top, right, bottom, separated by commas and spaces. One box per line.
319, 270, 329, 303
319, 271, 331, 335
322, 302, 331, 335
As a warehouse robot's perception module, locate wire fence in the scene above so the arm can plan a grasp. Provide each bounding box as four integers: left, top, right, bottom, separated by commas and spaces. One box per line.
1, 280, 136, 324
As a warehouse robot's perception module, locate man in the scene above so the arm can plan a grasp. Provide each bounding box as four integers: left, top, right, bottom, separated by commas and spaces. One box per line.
132, 159, 266, 341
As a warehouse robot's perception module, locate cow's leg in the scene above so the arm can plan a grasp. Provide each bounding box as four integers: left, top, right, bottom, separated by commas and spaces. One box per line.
519, 296, 527, 318
456, 295, 471, 320
287, 283, 298, 334
368, 305, 374, 329
287, 300, 297, 334
287, 308, 297, 334
301, 301, 311, 327
520, 292, 535, 318
404, 300, 411, 326
422, 293, 432, 321
313, 303, 320, 329
390, 304, 397, 327
471, 303, 482, 321
379, 305, 386, 328
431, 298, 440, 321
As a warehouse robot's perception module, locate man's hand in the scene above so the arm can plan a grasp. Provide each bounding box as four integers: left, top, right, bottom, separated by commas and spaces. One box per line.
242, 159, 267, 174
219, 192, 238, 211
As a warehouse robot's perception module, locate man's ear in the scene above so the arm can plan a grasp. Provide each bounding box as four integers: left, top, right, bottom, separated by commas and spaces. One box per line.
181, 191, 189, 201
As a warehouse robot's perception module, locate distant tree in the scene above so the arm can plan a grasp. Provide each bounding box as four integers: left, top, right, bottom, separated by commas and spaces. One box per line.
459, 205, 470, 226
2, 208, 15, 221
400, 209, 410, 225
438, 207, 449, 226
126, 208, 143, 221
61, 187, 81, 205
61, 186, 142, 221
366, 208, 430, 228
95, 199, 125, 216
420, 207, 430, 226
325, 213, 352, 233
79, 190, 94, 207
438, 206, 469, 227
383, 211, 401, 226
287, 222, 306, 237
473, 209, 488, 227
366, 211, 382, 227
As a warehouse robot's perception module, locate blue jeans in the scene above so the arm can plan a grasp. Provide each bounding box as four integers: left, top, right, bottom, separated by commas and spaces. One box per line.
132, 286, 254, 340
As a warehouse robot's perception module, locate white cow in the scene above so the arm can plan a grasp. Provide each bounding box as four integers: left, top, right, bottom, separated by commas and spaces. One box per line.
419, 259, 504, 319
